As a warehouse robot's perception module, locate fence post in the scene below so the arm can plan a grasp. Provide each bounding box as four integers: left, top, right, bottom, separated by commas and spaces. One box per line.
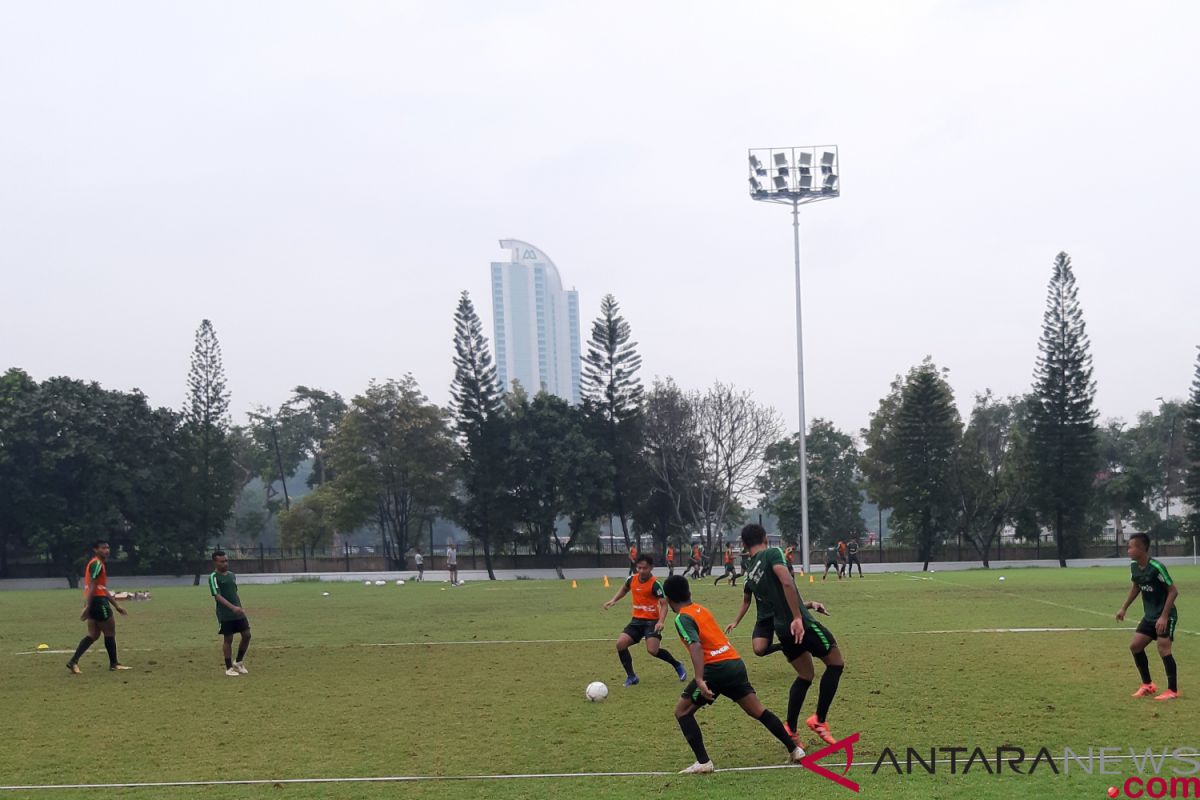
345, 540, 350, 572
259, 542, 265, 573
302, 543, 308, 573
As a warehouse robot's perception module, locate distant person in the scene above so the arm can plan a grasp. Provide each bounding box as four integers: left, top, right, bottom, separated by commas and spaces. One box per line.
209, 550, 251, 677
663, 573, 804, 774
837, 540, 848, 578
666, 543, 676, 576
414, 549, 424, 582
846, 539, 863, 578
602, 553, 687, 687
733, 545, 750, 588
66, 540, 132, 674
689, 543, 703, 579
784, 544, 796, 575
1116, 533, 1180, 701
714, 544, 736, 585
822, 544, 841, 581
628, 543, 638, 576
446, 541, 459, 585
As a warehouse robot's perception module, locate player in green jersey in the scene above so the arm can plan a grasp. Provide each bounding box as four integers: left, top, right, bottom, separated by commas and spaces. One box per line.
734, 524, 845, 747
1116, 533, 1179, 700
210, 550, 251, 677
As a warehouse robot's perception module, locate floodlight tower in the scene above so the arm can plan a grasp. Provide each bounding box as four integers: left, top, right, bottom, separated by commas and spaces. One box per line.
747, 146, 840, 576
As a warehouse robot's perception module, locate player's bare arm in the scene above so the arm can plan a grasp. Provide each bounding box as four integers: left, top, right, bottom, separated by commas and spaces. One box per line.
725, 596, 752, 633
1116, 584, 1139, 620
602, 585, 629, 610
1158, 584, 1179, 634
773, 563, 805, 642
685, 642, 713, 700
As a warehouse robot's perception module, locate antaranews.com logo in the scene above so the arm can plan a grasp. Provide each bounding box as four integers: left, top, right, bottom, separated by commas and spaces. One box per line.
802, 735, 1200, 796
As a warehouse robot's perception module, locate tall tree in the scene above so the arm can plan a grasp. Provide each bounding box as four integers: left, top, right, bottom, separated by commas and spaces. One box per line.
581, 294, 644, 548
640, 378, 702, 551
0, 369, 38, 575
759, 419, 865, 547
892, 360, 962, 571
1186, 348, 1200, 538
1029, 252, 1099, 567
181, 319, 237, 579
325, 376, 456, 566
447, 291, 512, 579
859, 374, 905, 523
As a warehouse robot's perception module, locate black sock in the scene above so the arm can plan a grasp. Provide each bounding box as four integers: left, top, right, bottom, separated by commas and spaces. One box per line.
816, 664, 844, 723
653, 649, 681, 669
677, 713, 710, 763
70, 636, 95, 664
618, 648, 635, 677
103, 636, 117, 666
1134, 650, 1152, 684
236, 639, 249, 663
225, 656, 233, 669
757, 708, 796, 751
1162, 654, 1178, 692
787, 676, 813, 730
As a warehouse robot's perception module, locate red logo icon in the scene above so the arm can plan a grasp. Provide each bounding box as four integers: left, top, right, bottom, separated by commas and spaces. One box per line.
800, 732, 861, 792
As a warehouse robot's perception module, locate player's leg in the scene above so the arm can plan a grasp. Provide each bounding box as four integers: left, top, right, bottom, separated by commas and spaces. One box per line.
67, 617, 101, 673
1154, 621, 1178, 699
784, 651, 816, 733
752, 619, 783, 657
235, 624, 251, 673
855, 557, 863, 577
98, 614, 127, 670
674, 695, 712, 772
616, 630, 639, 685
645, 631, 687, 680
1130, 629, 1157, 696
223, 632, 237, 675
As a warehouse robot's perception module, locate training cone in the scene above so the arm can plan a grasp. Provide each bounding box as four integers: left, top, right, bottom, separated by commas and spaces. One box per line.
571, 579, 578, 589
809, 574, 814, 584
603, 575, 610, 588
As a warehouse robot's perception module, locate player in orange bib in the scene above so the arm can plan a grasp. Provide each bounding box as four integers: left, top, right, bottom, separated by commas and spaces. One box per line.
66, 540, 131, 674
663, 574, 805, 774
603, 553, 688, 686
666, 544, 676, 576
628, 543, 638, 576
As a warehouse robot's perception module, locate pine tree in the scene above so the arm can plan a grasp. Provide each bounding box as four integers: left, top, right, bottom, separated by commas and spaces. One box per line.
448, 291, 509, 579
892, 360, 961, 571
183, 319, 236, 579
1184, 347, 1200, 537
1030, 252, 1099, 567
581, 294, 643, 547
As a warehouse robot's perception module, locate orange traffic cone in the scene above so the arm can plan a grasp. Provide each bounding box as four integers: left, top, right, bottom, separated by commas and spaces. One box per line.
571, 579, 578, 589
603, 575, 610, 588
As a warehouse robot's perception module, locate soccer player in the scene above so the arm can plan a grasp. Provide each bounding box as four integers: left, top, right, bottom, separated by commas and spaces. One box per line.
628, 542, 638, 576
210, 550, 251, 677
603, 553, 688, 686
688, 543, 703, 579
784, 544, 796, 575
664, 574, 805, 774
666, 543, 676, 576
846, 538, 863, 578
66, 540, 131, 674
1116, 533, 1179, 700
446, 540, 459, 585
714, 544, 736, 585
822, 543, 841, 581
414, 548, 424, 582
737, 524, 845, 747
732, 544, 750, 587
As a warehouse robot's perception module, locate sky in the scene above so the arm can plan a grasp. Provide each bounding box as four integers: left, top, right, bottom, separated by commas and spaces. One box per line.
2, 1, 1198, 437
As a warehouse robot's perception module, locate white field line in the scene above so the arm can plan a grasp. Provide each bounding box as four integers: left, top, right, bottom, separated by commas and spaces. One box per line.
4, 752, 1199, 791
13, 627, 1168, 656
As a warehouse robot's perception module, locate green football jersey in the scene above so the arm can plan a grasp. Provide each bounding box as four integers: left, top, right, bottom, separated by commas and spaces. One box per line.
1130, 559, 1175, 622
743, 546, 811, 628
209, 570, 243, 622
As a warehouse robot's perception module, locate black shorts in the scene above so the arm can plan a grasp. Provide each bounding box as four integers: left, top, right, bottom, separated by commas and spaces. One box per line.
752, 618, 775, 642
723, 563, 734, 574
775, 617, 837, 660
1136, 615, 1177, 642
219, 618, 251, 636
682, 659, 754, 706
622, 618, 662, 644
825, 559, 839, 568
86, 597, 112, 622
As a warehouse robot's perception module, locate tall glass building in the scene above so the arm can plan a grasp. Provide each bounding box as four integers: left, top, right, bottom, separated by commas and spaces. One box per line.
490, 239, 581, 404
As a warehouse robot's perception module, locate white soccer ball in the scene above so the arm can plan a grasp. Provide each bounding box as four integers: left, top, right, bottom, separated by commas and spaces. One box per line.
999, 576, 1006, 582
364, 580, 373, 586
396, 580, 406, 585
321, 592, 330, 596
374, 580, 386, 586
585, 681, 609, 702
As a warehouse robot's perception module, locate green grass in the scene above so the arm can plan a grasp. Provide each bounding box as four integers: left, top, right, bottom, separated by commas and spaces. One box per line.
1, 567, 1195, 800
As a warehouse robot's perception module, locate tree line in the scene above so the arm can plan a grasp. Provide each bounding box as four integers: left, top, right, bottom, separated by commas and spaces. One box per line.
3, 252, 1199, 579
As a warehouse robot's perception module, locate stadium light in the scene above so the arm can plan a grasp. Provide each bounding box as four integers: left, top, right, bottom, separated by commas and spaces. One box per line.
747, 145, 840, 576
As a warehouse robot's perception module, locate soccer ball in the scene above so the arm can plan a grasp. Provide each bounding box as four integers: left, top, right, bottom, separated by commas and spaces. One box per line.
374, 580, 386, 586
364, 580, 373, 586
396, 580, 406, 585
585, 681, 609, 702
321, 592, 330, 597
999, 576, 1006, 582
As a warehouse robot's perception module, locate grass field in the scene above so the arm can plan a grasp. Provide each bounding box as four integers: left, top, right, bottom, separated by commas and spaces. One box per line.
1, 566, 1196, 800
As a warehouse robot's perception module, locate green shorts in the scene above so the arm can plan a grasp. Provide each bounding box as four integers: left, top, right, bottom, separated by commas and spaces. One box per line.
86, 597, 112, 622
681, 658, 754, 706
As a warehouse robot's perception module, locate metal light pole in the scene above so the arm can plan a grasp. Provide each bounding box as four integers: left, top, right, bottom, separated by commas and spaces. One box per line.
747, 146, 840, 575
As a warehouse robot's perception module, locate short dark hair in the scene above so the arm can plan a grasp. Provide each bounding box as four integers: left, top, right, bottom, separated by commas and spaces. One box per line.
741, 524, 767, 548
91, 539, 109, 550
635, 552, 654, 567
211, 550, 227, 560
663, 574, 691, 604
1130, 533, 1150, 551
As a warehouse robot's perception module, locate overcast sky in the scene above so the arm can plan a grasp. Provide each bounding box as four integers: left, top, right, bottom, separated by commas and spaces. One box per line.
3, 1, 1198, 437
